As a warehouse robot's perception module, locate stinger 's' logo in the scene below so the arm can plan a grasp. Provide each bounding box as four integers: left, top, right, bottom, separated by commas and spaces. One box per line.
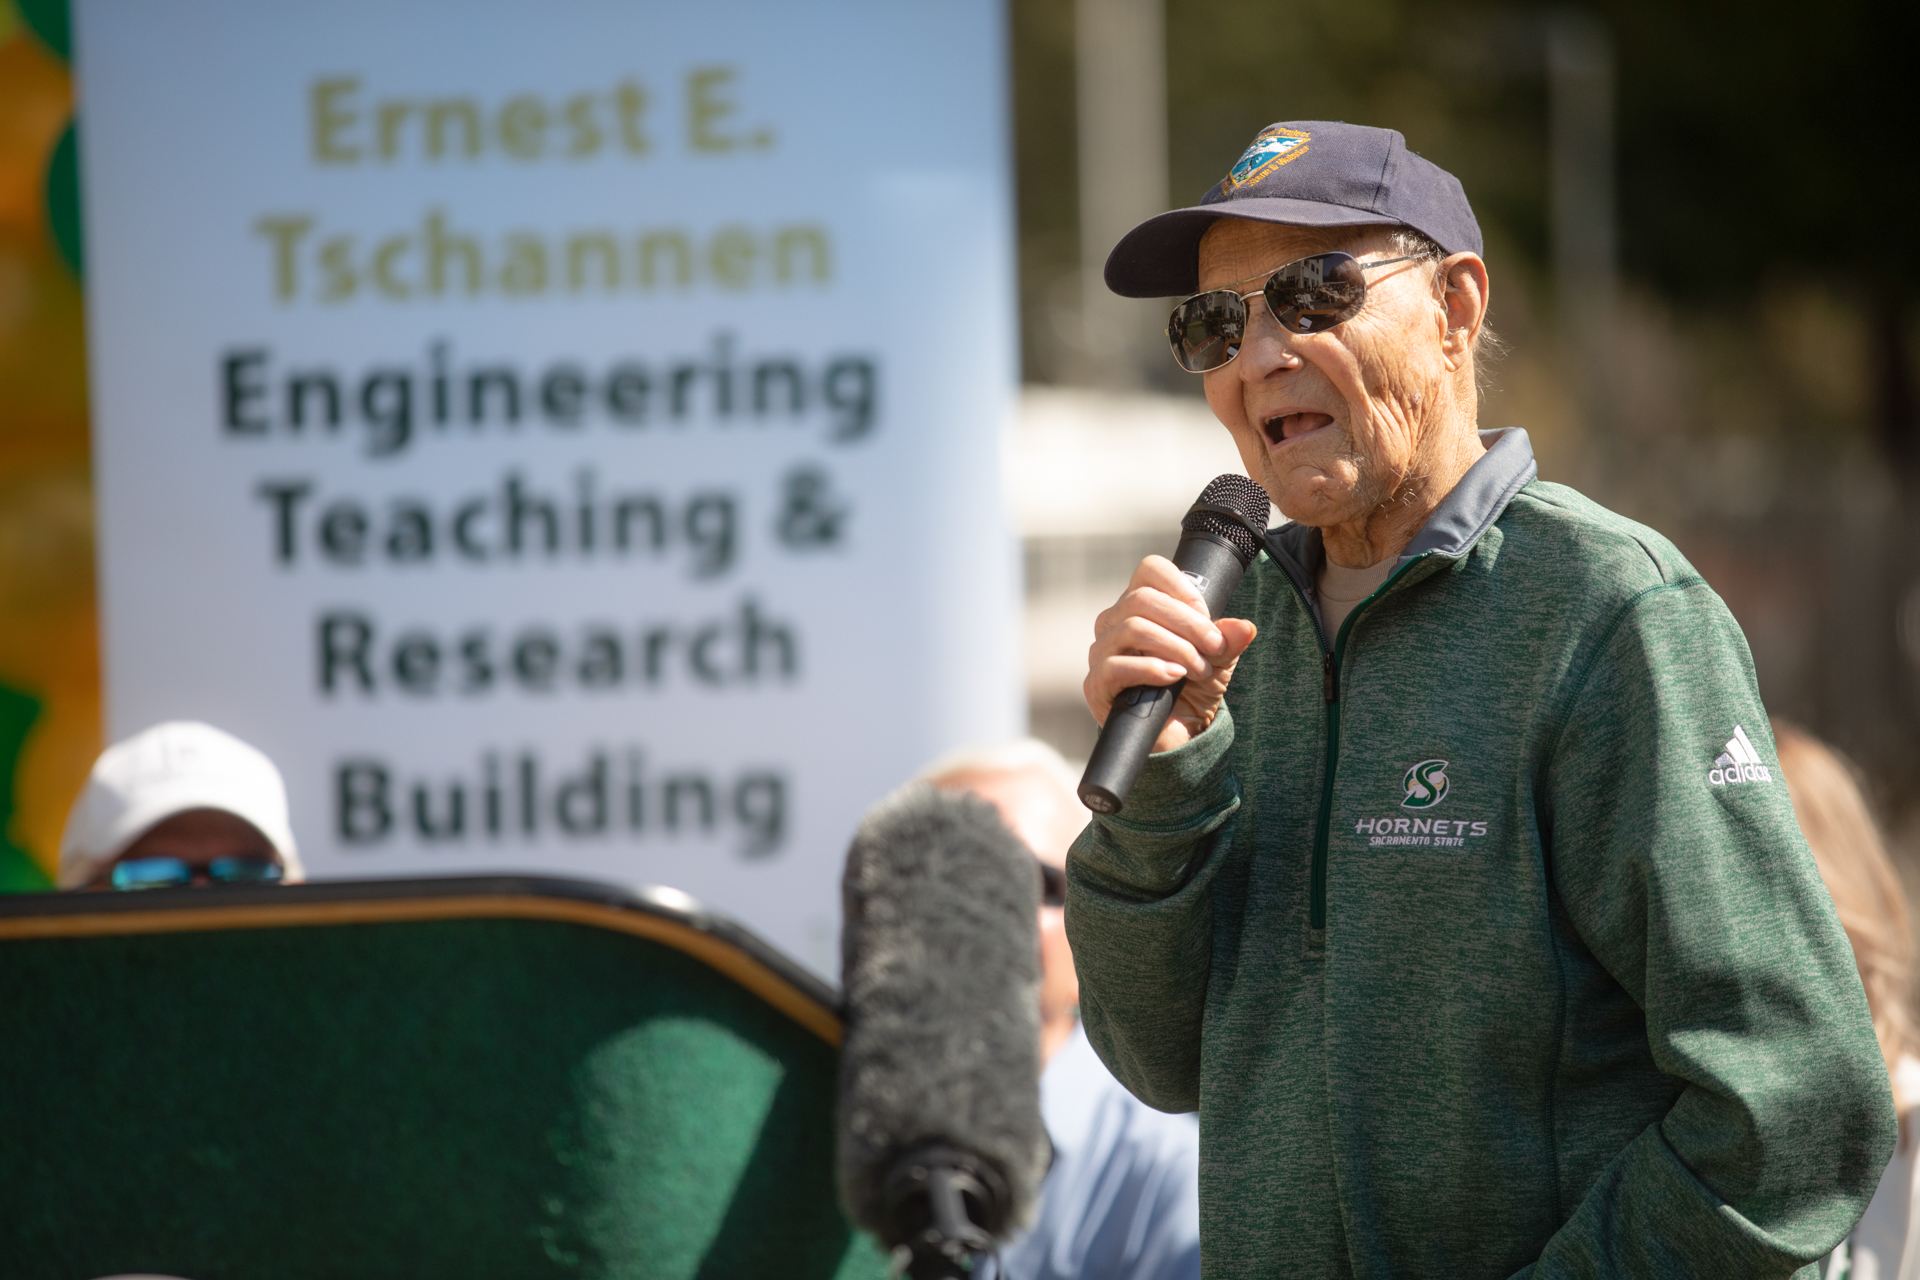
1224, 126, 1310, 190
1401, 759, 1449, 809
1358, 757, 1481, 846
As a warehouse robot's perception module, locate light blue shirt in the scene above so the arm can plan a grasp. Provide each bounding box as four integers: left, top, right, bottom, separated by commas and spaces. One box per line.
994, 1021, 1202, 1280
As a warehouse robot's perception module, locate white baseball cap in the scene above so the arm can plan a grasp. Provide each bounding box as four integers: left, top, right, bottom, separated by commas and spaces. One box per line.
57, 721, 303, 889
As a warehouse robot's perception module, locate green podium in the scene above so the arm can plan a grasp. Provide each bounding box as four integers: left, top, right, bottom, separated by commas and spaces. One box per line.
0, 876, 888, 1280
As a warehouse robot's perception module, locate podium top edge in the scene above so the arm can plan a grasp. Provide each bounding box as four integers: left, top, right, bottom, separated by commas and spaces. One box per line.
0, 874, 844, 1044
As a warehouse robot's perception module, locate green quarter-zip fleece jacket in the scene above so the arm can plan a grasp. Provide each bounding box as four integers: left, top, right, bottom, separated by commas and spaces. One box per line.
1065, 429, 1896, 1279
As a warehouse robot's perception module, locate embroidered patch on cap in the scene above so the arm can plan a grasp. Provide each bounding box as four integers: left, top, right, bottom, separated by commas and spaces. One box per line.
1224, 126, 1311, 190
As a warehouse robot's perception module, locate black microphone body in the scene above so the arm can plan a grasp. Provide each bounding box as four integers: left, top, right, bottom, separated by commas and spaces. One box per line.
837, 785, 1050, 1279
1079, 475, 1272, 815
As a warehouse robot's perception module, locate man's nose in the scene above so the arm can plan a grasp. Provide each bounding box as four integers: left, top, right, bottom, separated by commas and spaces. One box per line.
1235, 302, 1304, 376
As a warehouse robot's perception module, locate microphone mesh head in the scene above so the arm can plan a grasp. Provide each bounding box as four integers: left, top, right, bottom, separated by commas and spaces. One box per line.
1180, 473, 1272, 566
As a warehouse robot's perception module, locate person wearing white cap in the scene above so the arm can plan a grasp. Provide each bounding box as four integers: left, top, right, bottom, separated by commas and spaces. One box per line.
58, 721, 304, 891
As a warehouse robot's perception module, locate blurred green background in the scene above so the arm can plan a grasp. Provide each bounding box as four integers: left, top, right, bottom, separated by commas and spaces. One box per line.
0, 0, 93, 891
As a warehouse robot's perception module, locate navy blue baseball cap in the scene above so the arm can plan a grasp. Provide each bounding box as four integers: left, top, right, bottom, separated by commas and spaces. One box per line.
1104, 121, 1483, 299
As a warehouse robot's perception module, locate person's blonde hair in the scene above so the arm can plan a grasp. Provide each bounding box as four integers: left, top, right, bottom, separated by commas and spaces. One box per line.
1773, 719, 1915, 1080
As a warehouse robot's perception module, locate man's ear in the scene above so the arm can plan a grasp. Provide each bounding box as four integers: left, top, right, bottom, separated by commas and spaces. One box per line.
1439, 253, 1490, 368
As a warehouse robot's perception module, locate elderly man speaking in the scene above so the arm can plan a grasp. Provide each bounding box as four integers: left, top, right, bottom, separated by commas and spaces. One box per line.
1064, 120, 1894, 1277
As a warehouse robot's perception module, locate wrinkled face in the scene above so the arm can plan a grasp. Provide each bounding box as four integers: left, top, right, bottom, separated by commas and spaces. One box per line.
1196, 219, 1460, 531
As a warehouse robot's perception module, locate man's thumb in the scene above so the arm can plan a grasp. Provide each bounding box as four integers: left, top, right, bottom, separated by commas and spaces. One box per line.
1218, 618, 1258, 662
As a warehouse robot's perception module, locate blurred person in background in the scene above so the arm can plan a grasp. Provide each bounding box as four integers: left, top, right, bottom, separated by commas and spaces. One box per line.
58, 721, 303, 891
1068, 119, 1894, 1276
1774, 720, 1920, 1280
926, 739, 1200, 1280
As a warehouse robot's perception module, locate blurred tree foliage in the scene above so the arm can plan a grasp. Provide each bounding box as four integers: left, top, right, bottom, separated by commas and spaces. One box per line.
0, 8, 99, 882
1601, 0, 1917, 301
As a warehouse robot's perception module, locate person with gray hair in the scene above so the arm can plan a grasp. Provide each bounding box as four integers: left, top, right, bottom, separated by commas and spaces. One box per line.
1067, 120, 1893, 1276
924, 739, 1200, 1280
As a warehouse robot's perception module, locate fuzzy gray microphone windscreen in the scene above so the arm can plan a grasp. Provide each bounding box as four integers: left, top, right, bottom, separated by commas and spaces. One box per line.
836, 782, 1050, 1242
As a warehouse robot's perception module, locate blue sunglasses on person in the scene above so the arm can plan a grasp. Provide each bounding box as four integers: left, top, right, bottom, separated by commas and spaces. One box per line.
109, 855, 284, 891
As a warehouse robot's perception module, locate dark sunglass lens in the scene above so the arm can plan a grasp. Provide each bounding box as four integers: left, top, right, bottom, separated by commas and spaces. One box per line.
1168, 291, 1246, 372
1265, 253, 1366, 334
111, 857, 193, 890
208, 857, 283, 884
1037, 860, 1067, 908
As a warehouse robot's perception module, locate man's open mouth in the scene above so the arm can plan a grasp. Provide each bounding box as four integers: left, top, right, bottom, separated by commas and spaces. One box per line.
1261, 412, 1335, 445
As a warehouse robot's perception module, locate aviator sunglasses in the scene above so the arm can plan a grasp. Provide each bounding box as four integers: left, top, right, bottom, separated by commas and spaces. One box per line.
109, 855, 284, 891
1166, 251, 1421, 373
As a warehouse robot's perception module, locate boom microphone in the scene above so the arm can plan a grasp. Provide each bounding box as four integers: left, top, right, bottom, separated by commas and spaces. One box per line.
838, 784, 1051, 1279
1078, 473, 1273, 815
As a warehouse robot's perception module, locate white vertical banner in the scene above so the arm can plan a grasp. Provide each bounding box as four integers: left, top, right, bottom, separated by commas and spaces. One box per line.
74, 0, 1022, 974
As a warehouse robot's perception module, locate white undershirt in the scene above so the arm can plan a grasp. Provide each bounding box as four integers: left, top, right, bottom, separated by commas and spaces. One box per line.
1317, 556, 1396, 638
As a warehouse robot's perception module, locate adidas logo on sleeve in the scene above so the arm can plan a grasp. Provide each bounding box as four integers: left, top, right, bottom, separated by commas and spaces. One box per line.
1707, 725, 1773, 786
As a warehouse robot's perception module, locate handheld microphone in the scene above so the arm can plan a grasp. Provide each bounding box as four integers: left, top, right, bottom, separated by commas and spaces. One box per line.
837, 784, 1050, 1279
1078, 473, 1272, 815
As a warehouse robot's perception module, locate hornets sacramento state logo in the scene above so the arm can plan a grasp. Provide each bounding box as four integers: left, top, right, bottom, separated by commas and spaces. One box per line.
1225, 126, 1311, 190
1401, 759, 1449, 809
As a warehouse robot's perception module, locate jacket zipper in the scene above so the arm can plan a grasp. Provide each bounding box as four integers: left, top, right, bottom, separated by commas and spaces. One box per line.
1296, 558, 1425, 951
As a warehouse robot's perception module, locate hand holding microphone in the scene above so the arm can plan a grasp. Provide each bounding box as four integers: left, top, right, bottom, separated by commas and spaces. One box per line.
1080, 474, 1271, 814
